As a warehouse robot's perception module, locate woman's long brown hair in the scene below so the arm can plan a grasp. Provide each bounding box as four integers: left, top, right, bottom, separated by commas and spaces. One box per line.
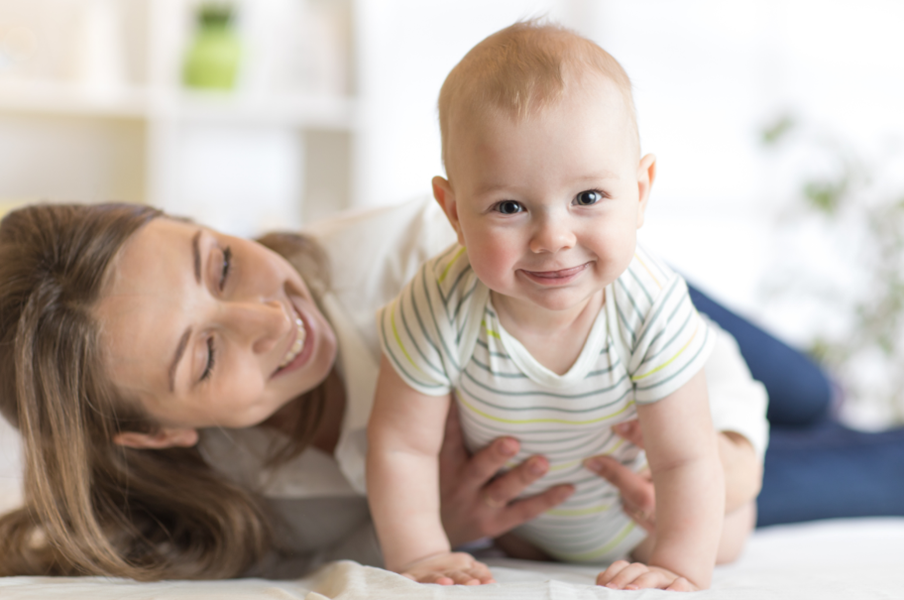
0, 204, 329, 580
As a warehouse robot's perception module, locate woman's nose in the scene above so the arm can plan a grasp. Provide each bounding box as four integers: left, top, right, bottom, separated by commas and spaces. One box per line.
224, 300, 290, 354
529, 213, 576, 254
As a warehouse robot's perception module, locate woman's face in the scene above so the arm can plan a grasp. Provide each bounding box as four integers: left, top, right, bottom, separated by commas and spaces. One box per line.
94, 218, 337, 444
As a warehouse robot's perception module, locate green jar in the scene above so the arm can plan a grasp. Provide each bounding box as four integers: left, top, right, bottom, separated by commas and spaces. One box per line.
183, 4, 241, 90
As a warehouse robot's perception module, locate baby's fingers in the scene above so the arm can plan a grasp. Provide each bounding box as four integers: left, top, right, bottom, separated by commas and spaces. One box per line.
603, 566, 698, 592
457, 562, 496, 585
403, 565, 495, 586
402, 571, 471, 585
402, 572, 447, 584
665, 577, 695, 592
443, 570, 478, 585
596, 559, 628, 586
399, 552, 495, 586
597, 560, 649, 589
627, 570, 690, 591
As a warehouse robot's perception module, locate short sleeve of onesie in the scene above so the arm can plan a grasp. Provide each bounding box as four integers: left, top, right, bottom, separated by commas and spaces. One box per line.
376, 244, 488, 397
608, 245, 716, 403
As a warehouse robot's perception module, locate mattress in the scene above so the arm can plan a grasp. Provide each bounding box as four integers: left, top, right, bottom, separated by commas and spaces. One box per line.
1, 517, 902, 599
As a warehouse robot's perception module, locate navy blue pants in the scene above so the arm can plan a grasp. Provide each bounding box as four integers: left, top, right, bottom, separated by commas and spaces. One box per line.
688, 284, 904, 527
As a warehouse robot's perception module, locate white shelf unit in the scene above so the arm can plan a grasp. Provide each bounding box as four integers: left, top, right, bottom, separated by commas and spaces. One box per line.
0, 0, 357, 235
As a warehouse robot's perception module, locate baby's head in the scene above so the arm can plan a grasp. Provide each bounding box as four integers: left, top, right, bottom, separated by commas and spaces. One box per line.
433, 21, 656, 315
438, 20, 638, 169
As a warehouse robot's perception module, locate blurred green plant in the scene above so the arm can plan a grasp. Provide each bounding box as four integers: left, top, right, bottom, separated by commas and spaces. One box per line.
763, 116, 904, 423
183, 3, 241, 91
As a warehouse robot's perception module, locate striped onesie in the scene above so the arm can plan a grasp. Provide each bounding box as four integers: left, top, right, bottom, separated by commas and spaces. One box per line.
377, 243, 715, 564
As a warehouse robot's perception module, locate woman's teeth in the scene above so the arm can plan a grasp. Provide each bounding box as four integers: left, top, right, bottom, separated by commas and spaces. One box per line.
279, 317, 306, 368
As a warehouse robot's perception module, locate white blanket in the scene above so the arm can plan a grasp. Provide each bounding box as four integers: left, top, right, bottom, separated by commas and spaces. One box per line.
1, 518, 901, 599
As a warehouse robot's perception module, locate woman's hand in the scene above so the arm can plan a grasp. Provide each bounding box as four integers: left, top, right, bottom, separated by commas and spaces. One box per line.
438, 403, 575, 548
583, 421, 657, 532
584, 420, 763, 529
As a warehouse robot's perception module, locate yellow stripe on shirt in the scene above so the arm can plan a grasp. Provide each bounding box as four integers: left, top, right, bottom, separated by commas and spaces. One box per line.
631, 322, 698, 382
458, 395, 635, 426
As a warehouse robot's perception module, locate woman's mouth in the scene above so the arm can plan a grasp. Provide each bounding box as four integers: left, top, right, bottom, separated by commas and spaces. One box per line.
279, 316, 307, 368
273, 304, 314, 377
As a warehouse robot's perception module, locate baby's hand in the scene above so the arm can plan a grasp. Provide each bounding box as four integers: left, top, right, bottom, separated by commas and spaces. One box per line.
596, 560, 697, 591
399, 552, 496, 586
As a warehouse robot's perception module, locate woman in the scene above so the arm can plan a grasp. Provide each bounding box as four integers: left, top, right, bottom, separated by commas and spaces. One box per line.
0, 198, 768, 580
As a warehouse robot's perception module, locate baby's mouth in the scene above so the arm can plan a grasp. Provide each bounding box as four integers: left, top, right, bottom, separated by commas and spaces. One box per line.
524, 264, 587, 279
278, 315, 307, 369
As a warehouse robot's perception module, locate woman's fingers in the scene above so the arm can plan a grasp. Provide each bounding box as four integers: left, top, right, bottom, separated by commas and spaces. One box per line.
612, 419, 645, 448
583, 455, 656, 530
440, 403, 519, 489
463, 436, 522, 492
488, 482, 575, 534
439, 402, 576, 544
438, 402, 475, 471
440, 405, 575, 544
480, 454, 547, 506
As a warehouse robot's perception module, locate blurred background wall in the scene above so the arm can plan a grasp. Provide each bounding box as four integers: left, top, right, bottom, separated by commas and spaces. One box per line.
1, 0, 902, 428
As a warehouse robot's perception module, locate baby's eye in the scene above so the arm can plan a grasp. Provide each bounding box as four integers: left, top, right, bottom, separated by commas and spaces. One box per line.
496, 200, 524, 214
575, 190, 602, 206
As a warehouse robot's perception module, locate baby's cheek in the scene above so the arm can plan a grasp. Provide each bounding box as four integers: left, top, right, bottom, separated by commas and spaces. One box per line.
469, 251, 512, 289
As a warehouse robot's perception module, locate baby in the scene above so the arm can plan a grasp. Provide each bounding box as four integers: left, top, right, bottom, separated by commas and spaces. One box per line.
368, 21, 724, 591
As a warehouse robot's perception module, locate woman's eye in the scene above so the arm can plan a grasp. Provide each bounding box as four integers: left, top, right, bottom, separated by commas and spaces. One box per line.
496, 200, 524, 214
575, 190, 602, 206
219, 247, 232, 291
201, 337, 216, 381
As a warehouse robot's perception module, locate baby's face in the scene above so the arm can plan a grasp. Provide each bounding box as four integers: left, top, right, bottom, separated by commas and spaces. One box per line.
438, 75, 653, 321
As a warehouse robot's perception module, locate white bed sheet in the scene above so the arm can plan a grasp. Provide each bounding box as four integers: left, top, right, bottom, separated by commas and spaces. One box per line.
1, 517, 901, 599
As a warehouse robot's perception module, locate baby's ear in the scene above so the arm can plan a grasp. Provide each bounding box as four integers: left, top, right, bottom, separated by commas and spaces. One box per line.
113, 427, 200, 449
636, 154, 657, 228
432, 176, 465, 246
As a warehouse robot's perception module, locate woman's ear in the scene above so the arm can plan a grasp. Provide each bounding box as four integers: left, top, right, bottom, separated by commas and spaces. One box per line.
113, 427, 200, 449
432, 176, 465, 246
636, 153, 657, 229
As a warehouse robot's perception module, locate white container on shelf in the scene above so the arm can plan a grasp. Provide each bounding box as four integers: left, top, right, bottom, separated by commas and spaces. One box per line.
69, 0, 128, 95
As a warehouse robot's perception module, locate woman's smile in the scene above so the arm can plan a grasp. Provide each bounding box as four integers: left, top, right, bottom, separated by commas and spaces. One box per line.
273, 301, 315, 377
277, 310, 307, 370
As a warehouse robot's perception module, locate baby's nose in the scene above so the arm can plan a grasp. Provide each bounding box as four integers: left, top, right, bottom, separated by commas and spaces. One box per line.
531, 216, 576, 253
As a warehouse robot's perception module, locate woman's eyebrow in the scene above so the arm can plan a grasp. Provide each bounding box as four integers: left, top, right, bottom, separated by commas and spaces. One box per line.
169, 328, 193, 393
192, 229, 202, 284
169, 229, 204, 392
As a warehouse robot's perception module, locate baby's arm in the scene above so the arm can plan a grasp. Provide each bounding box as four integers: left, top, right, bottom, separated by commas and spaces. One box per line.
598, 369, 723, 591
366, 355, 494, 585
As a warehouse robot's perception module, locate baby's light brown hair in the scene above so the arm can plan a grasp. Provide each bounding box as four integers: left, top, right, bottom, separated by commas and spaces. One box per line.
438, 20, 639, 169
